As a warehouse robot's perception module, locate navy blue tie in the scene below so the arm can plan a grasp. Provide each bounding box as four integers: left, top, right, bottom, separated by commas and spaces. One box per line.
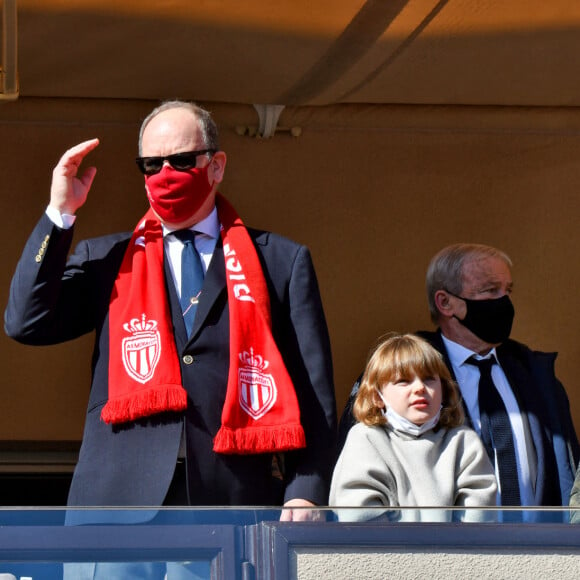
467, 356, 521, 507
173, 230, 204, 337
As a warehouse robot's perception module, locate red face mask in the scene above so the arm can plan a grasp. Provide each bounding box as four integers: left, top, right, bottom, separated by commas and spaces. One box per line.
145, 164, 213, 224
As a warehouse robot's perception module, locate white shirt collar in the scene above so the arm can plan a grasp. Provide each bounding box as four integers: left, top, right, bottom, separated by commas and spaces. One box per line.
440, 333, 498, 367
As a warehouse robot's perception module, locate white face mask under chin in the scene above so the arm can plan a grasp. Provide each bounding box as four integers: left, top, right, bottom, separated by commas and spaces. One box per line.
376, 389, 441, 437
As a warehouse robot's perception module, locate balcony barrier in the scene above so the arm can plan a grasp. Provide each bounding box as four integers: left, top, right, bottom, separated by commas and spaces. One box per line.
0, 507, 579, 579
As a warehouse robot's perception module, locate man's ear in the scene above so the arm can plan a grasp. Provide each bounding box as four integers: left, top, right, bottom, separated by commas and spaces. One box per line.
434, 289, 455, 319
210, 151, 227, 184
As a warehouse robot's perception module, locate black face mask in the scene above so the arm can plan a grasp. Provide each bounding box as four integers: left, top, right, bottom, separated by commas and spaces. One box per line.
448, 292, 515, 345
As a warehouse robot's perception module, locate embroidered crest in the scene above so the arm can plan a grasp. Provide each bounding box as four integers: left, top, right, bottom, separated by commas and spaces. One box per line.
121, 315, 161, 384
238, 348, 277, 420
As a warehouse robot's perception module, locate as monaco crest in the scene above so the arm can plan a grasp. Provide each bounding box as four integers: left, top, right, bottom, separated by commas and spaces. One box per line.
122, 315, 161, 384
238, 349, 277, 420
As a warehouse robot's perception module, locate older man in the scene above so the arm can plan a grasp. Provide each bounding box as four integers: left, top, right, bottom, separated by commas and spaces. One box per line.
339, 243, 578, 519
5, 100, 336, 520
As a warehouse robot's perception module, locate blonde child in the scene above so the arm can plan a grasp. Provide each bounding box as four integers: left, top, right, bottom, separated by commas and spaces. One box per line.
330, 333, 497, 522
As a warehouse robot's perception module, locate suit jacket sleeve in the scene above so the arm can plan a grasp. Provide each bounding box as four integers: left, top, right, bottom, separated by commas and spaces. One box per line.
5, 213, 128, 345
277, 243, 337, 505
4, 213, 96, 344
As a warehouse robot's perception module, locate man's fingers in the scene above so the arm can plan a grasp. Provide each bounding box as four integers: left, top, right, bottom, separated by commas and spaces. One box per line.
49, 139, 100, 214
58, 138, 100, 172
279, 508, 292, 522
66, 138, 100, 158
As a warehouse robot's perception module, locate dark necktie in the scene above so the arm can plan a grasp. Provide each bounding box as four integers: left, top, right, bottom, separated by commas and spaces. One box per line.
173, 230, 204, 337
467, 356, 521, 507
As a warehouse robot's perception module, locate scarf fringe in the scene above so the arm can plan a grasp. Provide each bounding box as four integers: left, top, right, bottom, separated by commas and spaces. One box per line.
213, 424, 306, 455
102, 386, 187, 424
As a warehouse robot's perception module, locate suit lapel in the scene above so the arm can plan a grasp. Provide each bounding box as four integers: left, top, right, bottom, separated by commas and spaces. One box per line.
163, 253, 188, 344
496, 347, 545, 504
189, 239, 226, 341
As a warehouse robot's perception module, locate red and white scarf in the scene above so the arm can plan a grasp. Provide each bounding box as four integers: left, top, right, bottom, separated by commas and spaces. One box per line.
102, 194, 306, 454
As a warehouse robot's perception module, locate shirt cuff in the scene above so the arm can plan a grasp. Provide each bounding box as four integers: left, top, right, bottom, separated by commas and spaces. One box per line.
45, 205, 76, 229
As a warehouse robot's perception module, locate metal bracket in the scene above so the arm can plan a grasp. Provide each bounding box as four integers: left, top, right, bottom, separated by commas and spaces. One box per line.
235, 104, 302, 138
253, 104, 285, 138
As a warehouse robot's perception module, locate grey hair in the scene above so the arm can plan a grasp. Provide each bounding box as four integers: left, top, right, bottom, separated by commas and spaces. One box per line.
426, 243, 512, 324
138, 100, 220, 154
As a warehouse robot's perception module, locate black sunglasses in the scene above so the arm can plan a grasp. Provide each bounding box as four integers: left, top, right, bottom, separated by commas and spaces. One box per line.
136, 149, 216, 175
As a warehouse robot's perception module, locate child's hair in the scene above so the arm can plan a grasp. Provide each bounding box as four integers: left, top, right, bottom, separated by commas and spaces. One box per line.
353, 333, 464, 429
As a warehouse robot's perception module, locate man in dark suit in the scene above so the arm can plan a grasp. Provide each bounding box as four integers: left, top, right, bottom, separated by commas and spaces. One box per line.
339, 243, 578, 519
5, 101, 336, 522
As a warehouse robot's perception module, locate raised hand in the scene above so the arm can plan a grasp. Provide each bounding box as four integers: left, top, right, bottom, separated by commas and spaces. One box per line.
49, 138, 100, 215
